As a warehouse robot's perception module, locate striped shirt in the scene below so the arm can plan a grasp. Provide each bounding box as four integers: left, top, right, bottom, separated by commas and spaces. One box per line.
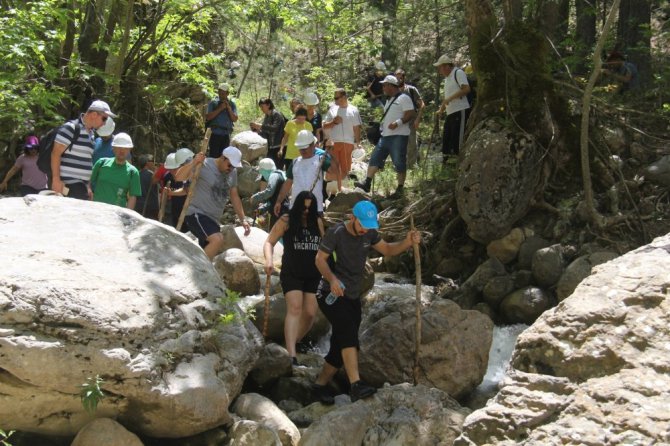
54, 117, 95, 184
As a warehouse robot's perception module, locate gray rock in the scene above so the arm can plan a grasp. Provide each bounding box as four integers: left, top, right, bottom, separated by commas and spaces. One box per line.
531, 244, 565, 287
517, 235, 551, 270
231, 130, 268, 164
232, 393, 300, 446
325, 190, 368, 213
220, 224, 245, 252
451, 258, 507, 308
71, 418, 144, 446
482, 275, 515, 308
248, 343, 292, 388
214, 248, 261, 296
227, 420, 281, 446
499, 286, 553, 324
251, 293, 330, 344
644, 155, 670, 187
556, 251, 618, 301
435, 257, 464, 277
486, 227, 529, 264
0, 196, 263, 438
236, 165, 261, 199
512, 269, 533, 288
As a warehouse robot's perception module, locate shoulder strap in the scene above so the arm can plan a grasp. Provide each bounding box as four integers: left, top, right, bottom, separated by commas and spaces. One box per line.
453, 68, 465, 88
66, 120, 82, 152
380, 93, 401, 122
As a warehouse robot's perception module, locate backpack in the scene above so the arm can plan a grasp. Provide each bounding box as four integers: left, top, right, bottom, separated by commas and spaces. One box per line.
454, 68, 477, 107
37, 120, 81, 176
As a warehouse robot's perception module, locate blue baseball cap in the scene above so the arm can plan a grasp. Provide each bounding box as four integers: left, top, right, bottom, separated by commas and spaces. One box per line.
352, 200, 379, 229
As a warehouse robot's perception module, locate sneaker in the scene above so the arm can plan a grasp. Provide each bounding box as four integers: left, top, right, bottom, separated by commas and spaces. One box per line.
354, 179, 371, 193
291, 357, 299, 366
350, 380, 376, 402
388, 185, 404, 199
312, 384, 335, 405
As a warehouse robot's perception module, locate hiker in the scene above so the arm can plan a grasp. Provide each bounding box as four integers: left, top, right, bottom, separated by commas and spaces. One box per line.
304, 92, 323, 143
250, 158, 288, 228
175, 146, 250, 260
0, 136, 47, 196
205, 83, 238, 158
279, 108, 313, 169
311, 200, 421, 404
601, 51, 640, 94
355, 75, 416, 198
366, 61, 387, 109
250, 98, 286, 169
323, 88, 362, 191
159, 153, 187, 231
263, 190, 325, 366
395, 68, 425, 167
435, 54, 471, 163
274, 130, 331, 216
289, 98, 304, 114
92, 117, 116, 164
135, 155, 160, 219
90, 132, 141, 209
51, 100, 117, 199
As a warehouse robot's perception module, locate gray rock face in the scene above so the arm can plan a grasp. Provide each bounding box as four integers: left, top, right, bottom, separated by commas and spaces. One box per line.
325, 190, 368, 214
300, 384, 471, 446
227, 420, 282, 446
644, 155, 670, 187
248, 343, 292, 388
71, 418, 144, 446
214, 248, 261, 296
451, 258, 507, 309
0, 196, 263, 437
234, 226, 283, 269
236, 165, 261, 199
531, 244, 565, 287
456, 120, 544, 243
231, 130, 268, 163
517, 235, 551, 270
359, 297, 493, 399
556, 251, 618, 301
231, 393, 300, 446
456, 233, 670, 445
499, 286, 553, 324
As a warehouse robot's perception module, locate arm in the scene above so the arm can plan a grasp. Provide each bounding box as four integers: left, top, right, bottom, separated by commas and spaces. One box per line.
372, 230, 421, 256
315, 249, 345, 297
273, 178, 292, 216
126, 195, 137, 210
353, 124, 361, 145
251, 173, 280, 205
278, 131, 289, 156
414, 98, 425, 129
205, 101, 225, 121
388, 109, 417, 130
174, 153, 203, 182
230, 186, 251, 236
0, 165, 20, 191
263, 216, 288, 275
50, 141, 68, 193
228, 101, 239, 123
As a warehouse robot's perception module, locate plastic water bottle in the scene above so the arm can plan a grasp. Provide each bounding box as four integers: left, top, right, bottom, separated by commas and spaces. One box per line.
325, 281, 345, 305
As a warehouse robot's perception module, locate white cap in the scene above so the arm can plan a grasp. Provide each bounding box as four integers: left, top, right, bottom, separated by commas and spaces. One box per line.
87, 100, 117, 118
258, 158, 276, 170
175, 148, 195, 166
230, 61, 241, 69
433, 54, 453, 66
218, 83, 231, 92
380, 75, 399, 86
375, 61, 386, 70
304, 92, 320, 106
96, 116, 115, 137
112, 132, 133, 148
164, 153, 179, 169
222, 146, 242, 167
295, 130, 317, 149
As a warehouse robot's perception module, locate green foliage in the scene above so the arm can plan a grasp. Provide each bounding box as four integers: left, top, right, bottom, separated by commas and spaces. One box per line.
0, 429, 14, 446
80, 375, 105, 414
217, 289, 255, 326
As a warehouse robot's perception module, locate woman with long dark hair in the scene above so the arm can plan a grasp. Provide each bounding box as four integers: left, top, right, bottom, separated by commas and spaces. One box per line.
264, 190, 324, 364
0, 136, 47, 196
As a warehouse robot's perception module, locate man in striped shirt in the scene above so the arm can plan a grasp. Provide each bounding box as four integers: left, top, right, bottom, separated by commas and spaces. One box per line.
51, 100, 117, 199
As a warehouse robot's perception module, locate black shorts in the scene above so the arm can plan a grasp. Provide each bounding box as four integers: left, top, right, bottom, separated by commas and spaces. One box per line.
280, 271, 320, 294
317, 294, 362, 368
184, 213, 220, 247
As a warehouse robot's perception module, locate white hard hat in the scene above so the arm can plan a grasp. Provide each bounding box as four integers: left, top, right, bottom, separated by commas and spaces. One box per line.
164, 153, 179, 169
218, 83, 230, 92
304, 92, 320, 106
295, 130, 317, 149
375, 61, 386, 71
230, 61, 241, 69
96, 116, 115, 137
112, 132, 133, 149
258, 158, 276, 170
175, 148, 195, 166
222, 146, 242, 167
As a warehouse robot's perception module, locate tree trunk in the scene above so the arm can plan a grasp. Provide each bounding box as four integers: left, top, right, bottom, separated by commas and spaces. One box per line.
540, 0, 570, 51
575, 0, 596, 74
617, 0, 651, 87
502, 0, 522, 24
58, 0, 78, 72
236, 20, 263, 96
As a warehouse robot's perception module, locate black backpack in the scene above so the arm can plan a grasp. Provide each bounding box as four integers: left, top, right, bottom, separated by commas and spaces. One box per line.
454, 68, 477, 107
37, 120, 81, 177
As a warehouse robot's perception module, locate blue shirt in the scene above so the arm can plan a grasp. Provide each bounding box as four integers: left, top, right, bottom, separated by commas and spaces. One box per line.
207, 98, 237, 136
92, 137, 113, 165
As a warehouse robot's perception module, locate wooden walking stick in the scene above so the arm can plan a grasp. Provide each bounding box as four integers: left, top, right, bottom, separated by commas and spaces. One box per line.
176, 128, 212, 231
411, 214, 422, 386
158, 181, 171, 223
263, 274, 271, 338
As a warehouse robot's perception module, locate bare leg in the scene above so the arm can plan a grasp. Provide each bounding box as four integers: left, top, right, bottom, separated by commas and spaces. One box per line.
315, 361, 339, 386
296, 293, 318, 342
204, 233, 224, 260
284, 290, 304, 357
341, 347, 361, 384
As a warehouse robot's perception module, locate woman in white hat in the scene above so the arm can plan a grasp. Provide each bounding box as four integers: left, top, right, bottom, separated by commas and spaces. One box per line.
304, 92, 322, 143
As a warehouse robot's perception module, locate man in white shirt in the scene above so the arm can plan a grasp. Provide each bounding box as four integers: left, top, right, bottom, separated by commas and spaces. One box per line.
323, 88, 362, 191
435, 54, 471, 164
355, 75, 416, 198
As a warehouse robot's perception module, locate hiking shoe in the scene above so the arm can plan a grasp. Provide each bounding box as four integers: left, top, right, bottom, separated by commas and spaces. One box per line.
388, 185, 404, 199
312, 384, 335, 405
350, 380, 376, 402
291, 357, 299, 366
354, 179, 371, 193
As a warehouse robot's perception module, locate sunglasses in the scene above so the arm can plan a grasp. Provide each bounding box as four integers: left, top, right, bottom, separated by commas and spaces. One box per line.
98, 112, 108, 123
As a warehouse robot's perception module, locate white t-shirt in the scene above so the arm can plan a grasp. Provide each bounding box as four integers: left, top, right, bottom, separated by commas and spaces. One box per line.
324, 104, 362, 144
381, 93, 414, 137
443, 68, 470, 115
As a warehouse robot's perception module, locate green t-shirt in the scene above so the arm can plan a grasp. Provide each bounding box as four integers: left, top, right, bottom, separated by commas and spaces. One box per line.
91, 158, 142, 207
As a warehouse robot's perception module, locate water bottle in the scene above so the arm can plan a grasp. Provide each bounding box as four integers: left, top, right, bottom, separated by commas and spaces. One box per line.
325, 281, 345, 305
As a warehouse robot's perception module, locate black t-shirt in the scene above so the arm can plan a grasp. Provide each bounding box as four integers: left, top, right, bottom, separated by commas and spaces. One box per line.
317, 222, 381, 299
309, 111, 322, 138
281, 222, 322, 279
368, 74, 384, 97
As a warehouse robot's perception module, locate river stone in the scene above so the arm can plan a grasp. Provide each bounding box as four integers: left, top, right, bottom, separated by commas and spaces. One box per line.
450, 258, 507, 309
556, 251, 618, 301
325, 190, 368, 214
287, 401, 340, 428
71, 418, 143, 446
236, 165, 261, 199
482, 275, 515, 308
232, 393, 300, 446
456, 120, 544, 243
214, 248, 261, 296
227, 420, 281, 446
231, 130, 268, 164
0, 196, 263, 438
359, 298, 493, 399
517, 235, 551, 270
456, 233, 670, 445
644, 155, 670, 187
247, 343, 292, 388
486, 227, 528, 264
499, 286, 553, 324
300, 384, 470, 446
251, 292, 330, 344
234, 226, 283, 269
531, 244, 565, 287
435, 256, 464, 277
219, 224, 245, 251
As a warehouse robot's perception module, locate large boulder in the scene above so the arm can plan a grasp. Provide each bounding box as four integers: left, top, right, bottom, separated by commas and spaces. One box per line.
531, 244, 565, 287
456, 233, 670, 445
234, 226, 283, 269
237, 165, 261, 199
359, 296, 493, 399
0, 196, 263, 438
71, 418, 144, 446
227, 420, 282, 446
231, 393, 300, 446
251, 292, 330, 344
214, 248, 261, 296
231, 130, 268, 164
499, 286, 553, 324
300, 384, 471, 445
456, 120, 544, 244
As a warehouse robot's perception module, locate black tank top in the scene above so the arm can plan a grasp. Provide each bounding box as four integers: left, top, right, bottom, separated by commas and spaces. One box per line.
281, 223, 321, 278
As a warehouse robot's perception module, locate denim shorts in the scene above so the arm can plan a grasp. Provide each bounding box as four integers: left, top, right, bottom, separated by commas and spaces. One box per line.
368, 135, 409, 173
